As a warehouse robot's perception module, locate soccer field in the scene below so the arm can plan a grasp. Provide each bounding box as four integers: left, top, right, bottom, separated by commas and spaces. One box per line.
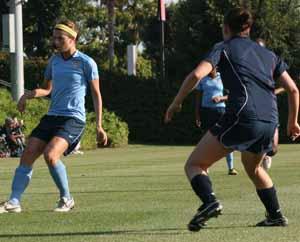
0, 144, 300, 242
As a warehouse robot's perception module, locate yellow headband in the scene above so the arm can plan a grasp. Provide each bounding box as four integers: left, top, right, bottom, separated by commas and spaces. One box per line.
54, 24, 77, 39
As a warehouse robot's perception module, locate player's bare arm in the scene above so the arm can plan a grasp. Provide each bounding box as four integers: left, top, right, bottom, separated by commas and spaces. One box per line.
17, 80, 52, 113
90, 78, 108, 146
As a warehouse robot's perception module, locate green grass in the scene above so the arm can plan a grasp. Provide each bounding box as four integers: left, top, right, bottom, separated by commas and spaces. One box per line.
0, 144, 300, 242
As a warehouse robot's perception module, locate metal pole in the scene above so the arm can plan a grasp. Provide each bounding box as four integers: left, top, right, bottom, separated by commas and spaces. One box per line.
160, 20, 165, 83
8, 1, 16, 100
158, 0, 166, 86
13, 0, 24, 101
127, 44, 137, 76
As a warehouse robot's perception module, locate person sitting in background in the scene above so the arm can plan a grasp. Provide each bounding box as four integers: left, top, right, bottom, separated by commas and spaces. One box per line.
0, 125, 10, 158
12, 117, 26, 147
4, 117, 25, 157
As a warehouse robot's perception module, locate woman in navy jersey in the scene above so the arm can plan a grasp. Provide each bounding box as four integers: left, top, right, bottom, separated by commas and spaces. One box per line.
165, 7, 300, 230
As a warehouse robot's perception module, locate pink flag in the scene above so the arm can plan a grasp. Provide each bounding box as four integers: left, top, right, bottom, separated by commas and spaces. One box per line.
159, 0, 166, 21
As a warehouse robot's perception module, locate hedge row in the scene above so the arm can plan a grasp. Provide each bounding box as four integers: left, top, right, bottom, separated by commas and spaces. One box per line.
0, 55, 296, 145
100, 73, 207, 144
0, 88, 128, 149
100, 72, 295, 144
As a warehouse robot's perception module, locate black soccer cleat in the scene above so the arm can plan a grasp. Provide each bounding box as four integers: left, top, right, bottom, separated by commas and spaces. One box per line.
256, 215, 288, 227
188, 200, 223, 232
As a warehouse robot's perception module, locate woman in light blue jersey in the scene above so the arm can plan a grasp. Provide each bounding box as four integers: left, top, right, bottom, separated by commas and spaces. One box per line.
195, 68, 237, 175
0, 19, 107, 213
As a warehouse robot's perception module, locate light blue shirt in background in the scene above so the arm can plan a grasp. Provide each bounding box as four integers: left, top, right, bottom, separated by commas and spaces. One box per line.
44, 50, 99, 122
195, 72, 226, 108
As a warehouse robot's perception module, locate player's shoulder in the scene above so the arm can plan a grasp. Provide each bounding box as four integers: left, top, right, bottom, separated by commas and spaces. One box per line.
75, 51, 97, 66
253, 41, 279, 61
48, 53, 60, 63
201, 75, 212, 84
211, 41, 226, 50
215, 72, 222, 80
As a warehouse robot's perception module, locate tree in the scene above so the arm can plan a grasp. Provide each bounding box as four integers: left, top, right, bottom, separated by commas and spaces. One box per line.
163, 0, 300, 83
0, 0, 10, 49
101, 0, 157, 71
22, 0, 91, 57
22, 0, 62, 57
19, 0, 158, 78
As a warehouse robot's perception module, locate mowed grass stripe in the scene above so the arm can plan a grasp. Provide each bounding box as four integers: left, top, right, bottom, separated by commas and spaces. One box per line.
0, 144, 299, 242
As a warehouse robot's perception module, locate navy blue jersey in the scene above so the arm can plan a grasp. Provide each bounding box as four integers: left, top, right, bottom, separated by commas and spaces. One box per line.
204, 36, 288, 123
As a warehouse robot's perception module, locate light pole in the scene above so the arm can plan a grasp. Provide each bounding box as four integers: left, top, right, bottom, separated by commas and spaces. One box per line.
8, 0, 24, 101
158, 0, 166, 84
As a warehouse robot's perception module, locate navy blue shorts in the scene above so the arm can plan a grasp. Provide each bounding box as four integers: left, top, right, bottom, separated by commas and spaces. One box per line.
200, 107, 225, 131
210, 113, 277, 154
30, 115, 85, 156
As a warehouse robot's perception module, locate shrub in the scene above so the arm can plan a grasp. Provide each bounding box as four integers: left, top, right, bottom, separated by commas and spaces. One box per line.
0, 56, 295, 145
0, 87, 21, 122
0, 55, 47, 90
99, 72, 295, 144
83, 111, 129, 149
136, 54, 153, 79
99, 72, 202, 144
0, 88, 128, 149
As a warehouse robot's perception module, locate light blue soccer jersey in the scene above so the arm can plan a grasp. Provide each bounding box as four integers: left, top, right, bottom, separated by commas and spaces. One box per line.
44, 50, 99, 122
196, 73, 226, 108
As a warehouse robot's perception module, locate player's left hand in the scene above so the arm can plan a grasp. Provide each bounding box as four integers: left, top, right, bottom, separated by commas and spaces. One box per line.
287, 122, 300, 141
164, 102, 182, 123
97, 127, 108, 147
212, 96, 222, 103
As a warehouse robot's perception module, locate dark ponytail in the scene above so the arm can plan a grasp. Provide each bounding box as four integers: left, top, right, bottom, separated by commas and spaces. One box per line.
224, 8, 253, 34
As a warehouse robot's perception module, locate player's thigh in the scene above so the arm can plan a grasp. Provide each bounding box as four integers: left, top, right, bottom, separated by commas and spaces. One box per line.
241, 151, 273, 188
186, 131, 232, 169
241, 151, 265, 179
273, 128, 279, 150
20, 137, 47, 166
43, 136, 69, 165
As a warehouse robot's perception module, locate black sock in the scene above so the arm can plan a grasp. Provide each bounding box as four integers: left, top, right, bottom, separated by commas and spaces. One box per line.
256, 186, 283, 219
190, 174, 216, 204
266, 150, 275, 156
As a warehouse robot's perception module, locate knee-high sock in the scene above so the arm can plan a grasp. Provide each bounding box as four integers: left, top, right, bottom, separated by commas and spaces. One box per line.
9, 164, 33, 205
256, 186, 282, 219
266, 150, 276, 157
191, 174, 216, 204
47, 160, 71, 199
226, 152, 234, 170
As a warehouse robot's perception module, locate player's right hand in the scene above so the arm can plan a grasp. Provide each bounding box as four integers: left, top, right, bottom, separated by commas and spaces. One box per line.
195, 113, 201, 127
287, 122, 300, 141
97, 126, 108, 147
164, 102, 182, 123
212, 96, 222, 103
